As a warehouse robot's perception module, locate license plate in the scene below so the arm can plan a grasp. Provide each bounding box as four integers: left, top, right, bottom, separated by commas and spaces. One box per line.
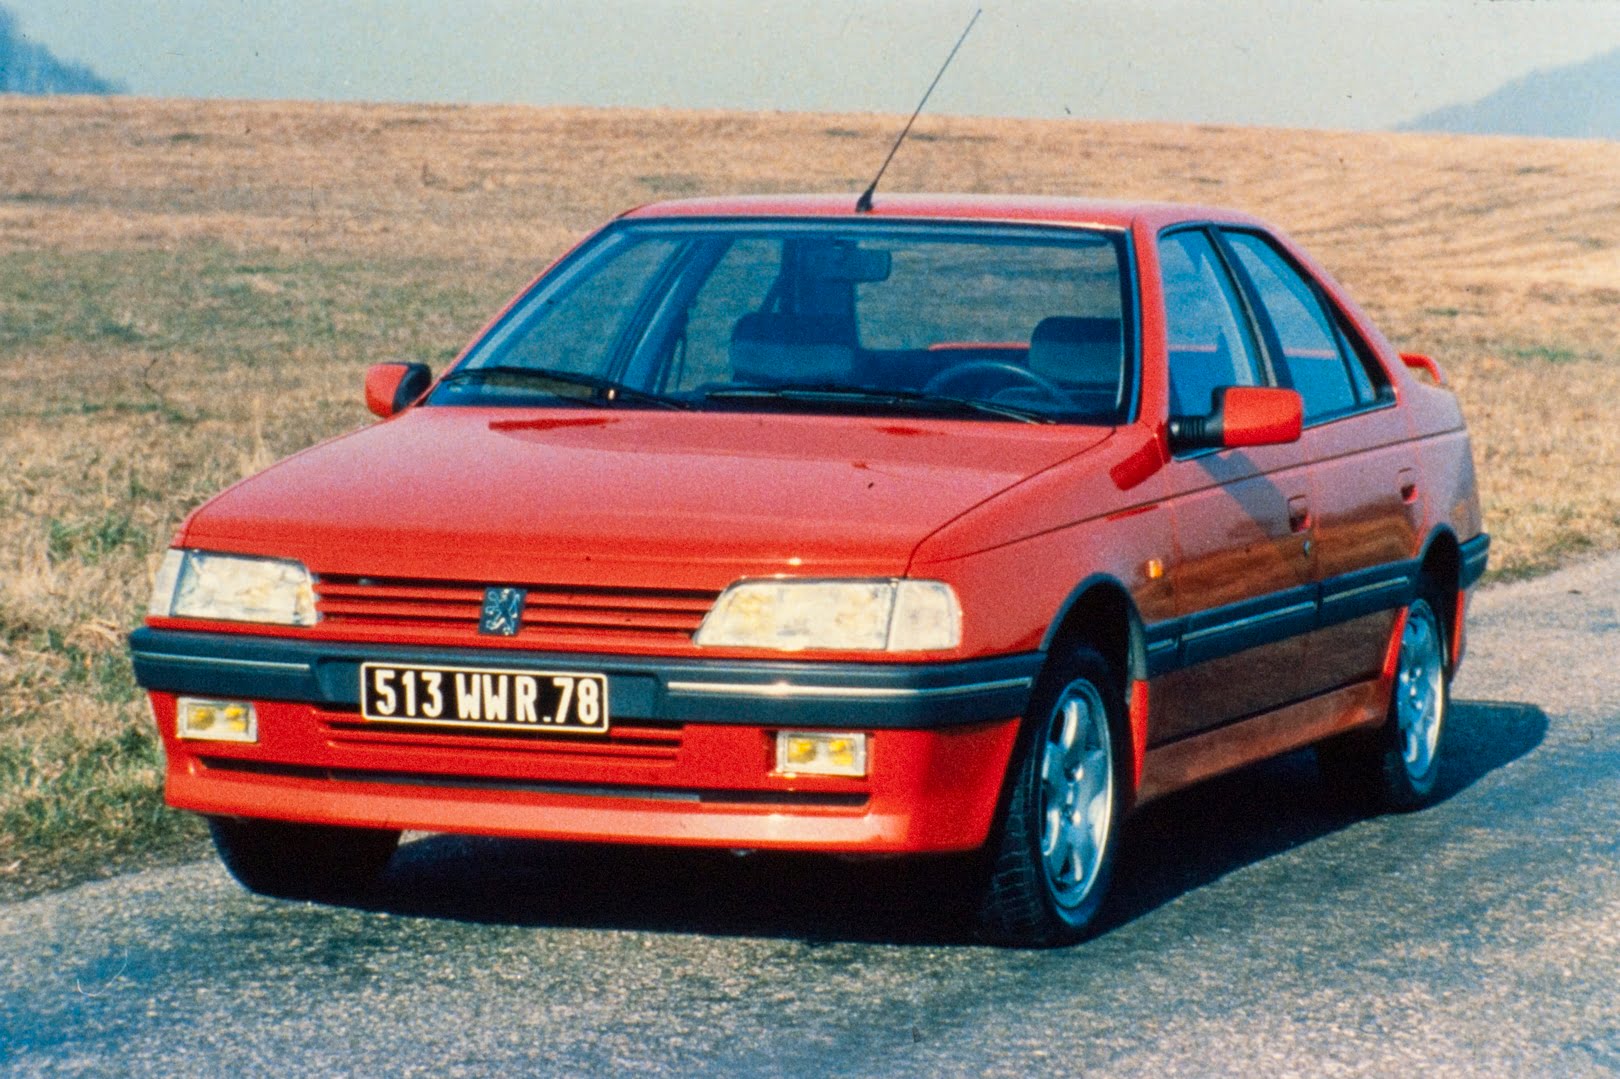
359, 662, 609, 734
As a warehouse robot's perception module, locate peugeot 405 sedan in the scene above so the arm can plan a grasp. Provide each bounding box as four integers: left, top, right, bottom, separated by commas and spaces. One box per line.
130, 194, 1487, 945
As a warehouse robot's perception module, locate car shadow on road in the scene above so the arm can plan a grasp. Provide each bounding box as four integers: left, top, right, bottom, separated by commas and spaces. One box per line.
1097, 697, 1547, 934
371, 832, 985, 946
355, 697, 1546, 946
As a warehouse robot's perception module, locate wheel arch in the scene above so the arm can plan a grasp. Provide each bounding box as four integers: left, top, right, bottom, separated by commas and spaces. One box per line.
1040, 573, 1148, 682
1416, 526, 1462, 669
1037, 574, 1149, 802
975, 578, 1145, 943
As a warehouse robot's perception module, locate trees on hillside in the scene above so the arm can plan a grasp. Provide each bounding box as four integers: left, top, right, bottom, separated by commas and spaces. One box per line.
0, 8, 121, 95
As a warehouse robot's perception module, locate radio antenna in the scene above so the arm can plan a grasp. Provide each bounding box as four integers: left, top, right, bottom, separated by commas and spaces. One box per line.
854, 8, 982, 213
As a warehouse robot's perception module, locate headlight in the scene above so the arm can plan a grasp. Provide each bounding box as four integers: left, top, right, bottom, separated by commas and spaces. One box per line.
694, 578, 961, 652
147, 549, 318, 626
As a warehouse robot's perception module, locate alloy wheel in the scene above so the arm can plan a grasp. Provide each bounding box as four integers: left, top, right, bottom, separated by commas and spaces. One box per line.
1038, 679, 1116, 911
1396, 600, 1445, 780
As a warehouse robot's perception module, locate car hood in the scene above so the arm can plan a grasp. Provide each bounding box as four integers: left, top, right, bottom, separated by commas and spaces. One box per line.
181, 407, 1109, 588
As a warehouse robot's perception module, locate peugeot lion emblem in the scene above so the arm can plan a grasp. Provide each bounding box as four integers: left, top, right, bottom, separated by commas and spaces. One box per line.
479, 586, 527, 636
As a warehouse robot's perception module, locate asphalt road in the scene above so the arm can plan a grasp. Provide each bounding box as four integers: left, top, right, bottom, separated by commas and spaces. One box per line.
3, 556, 1619, 1077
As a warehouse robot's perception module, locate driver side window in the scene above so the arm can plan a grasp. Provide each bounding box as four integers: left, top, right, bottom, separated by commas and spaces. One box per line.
1160, 229, 1262, 417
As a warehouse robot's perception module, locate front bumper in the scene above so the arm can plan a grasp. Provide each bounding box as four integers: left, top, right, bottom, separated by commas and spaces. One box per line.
133, 628, 1039, 852
130, 627, 1038, 730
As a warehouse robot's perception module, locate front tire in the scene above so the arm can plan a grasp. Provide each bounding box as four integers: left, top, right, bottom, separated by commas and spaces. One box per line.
978, 648, 1123, 946
1317, 594, 1449, 811
208, 816, 400, 901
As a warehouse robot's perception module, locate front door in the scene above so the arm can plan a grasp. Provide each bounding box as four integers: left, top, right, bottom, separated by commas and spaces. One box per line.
1152, 228, 1316, 745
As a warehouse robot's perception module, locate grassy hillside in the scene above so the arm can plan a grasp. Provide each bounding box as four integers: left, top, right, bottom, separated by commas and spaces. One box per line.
3, 96, 1617, 897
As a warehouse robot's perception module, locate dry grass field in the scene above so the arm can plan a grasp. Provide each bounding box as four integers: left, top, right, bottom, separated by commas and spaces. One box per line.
3, 95, 1618, 897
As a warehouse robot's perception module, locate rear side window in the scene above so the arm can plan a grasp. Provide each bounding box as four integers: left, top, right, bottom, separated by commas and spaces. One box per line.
1223, 231, 1369, 422
1160, 229, 1263, 417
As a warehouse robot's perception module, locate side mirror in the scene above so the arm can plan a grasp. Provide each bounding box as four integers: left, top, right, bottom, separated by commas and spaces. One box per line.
1168, 386, 1303, 453
364, 362, 432, 418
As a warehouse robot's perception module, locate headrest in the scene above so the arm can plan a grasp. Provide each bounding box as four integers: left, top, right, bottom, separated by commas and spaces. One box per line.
729, 313, 855, 385
1028, 317, 1124, 388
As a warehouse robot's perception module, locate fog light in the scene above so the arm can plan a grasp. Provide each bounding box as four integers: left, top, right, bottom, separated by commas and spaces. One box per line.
775, 731, 867, 777
177, 697, 258, 743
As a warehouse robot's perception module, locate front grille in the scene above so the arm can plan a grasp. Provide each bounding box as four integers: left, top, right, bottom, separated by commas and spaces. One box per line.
314, 575, 717, 645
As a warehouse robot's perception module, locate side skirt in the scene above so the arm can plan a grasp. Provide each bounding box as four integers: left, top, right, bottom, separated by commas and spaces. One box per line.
1134, 679, 1387, 805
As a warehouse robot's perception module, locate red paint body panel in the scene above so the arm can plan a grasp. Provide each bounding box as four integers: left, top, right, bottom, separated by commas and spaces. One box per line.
183, 410, 1098, 587
1137, 679, 1388, 804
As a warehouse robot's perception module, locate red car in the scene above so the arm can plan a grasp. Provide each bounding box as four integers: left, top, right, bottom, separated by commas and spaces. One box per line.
131, 194, 1486, 945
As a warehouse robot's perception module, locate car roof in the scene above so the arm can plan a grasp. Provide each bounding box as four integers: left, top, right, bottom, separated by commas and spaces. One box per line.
618, 193, 1270, 233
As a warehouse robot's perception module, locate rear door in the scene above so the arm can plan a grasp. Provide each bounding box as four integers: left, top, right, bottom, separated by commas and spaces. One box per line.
1218, 228, 1419, 690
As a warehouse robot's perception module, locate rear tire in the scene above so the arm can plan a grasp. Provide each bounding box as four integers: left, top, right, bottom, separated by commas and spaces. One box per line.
1317, 593, 1449, 812
208, 816, 400, 901
977, 648, 1123, 947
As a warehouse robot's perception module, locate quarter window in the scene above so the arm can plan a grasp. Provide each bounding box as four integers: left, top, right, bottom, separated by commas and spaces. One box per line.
1336, 319, 1380, 402
1160, 229, 1263, 417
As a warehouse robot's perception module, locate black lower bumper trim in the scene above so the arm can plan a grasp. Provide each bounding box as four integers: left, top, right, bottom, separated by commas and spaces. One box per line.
1460, 533, 1491, 590
131, 627, 1039, 730
200, 756, 870, 808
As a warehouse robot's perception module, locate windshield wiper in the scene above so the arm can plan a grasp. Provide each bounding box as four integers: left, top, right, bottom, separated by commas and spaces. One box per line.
701, 384, 1053, 425
439, 365, 690, 410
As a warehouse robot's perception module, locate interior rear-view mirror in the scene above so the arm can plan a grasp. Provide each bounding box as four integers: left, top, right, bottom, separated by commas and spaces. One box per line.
803, 243, 892, 283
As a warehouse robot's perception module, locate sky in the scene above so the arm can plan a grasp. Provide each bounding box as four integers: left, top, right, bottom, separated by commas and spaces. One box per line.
10, 0, 1620, 131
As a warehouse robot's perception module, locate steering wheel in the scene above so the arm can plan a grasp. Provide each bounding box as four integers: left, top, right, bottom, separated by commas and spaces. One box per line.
922, 360, 1071, 406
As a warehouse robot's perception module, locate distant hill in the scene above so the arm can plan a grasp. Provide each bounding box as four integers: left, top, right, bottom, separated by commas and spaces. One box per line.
0, 7, 121, 95
1402, 46, 1620, 139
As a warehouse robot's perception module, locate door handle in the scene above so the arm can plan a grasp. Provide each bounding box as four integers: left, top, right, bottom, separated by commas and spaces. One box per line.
1287, 495, 1312, 533
1398, 468, 1419, 504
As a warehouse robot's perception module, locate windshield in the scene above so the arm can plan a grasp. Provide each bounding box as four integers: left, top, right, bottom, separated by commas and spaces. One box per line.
431, 220, 1134, 424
